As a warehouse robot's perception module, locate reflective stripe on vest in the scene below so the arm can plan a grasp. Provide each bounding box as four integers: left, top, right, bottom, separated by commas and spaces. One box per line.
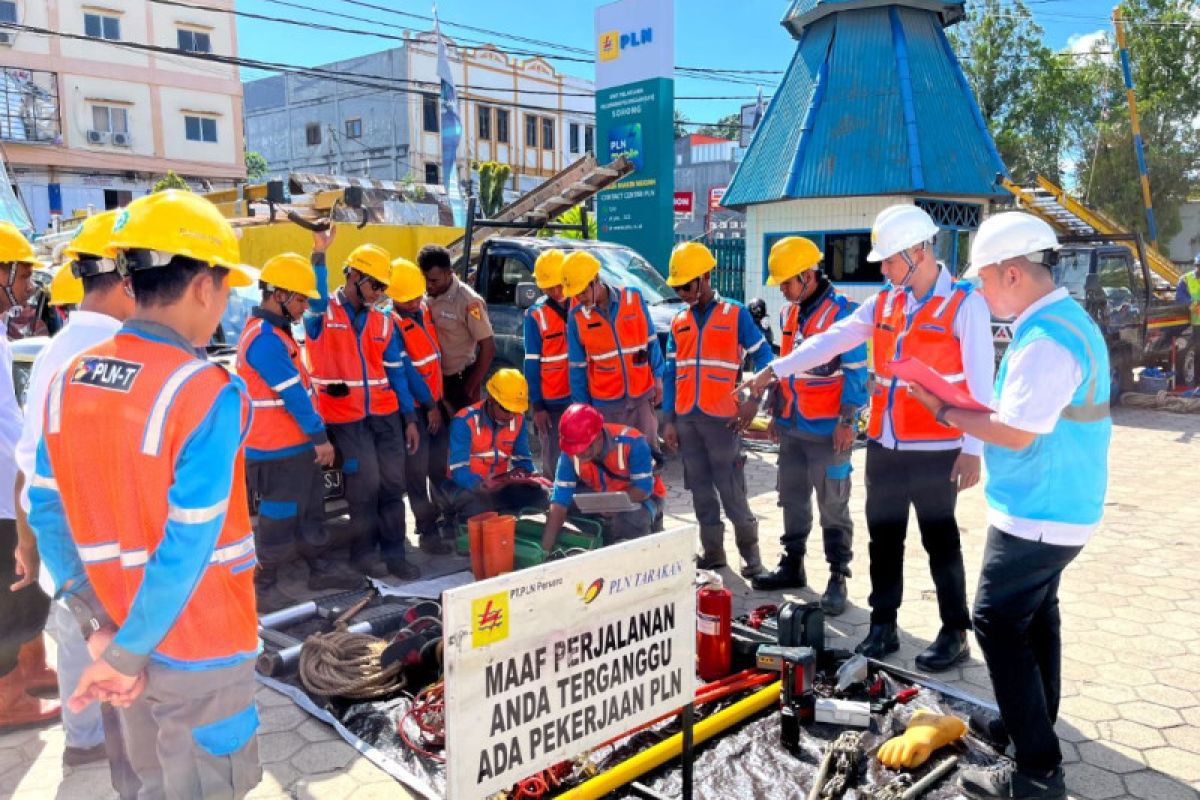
396, 304, 444, 403
672, 301, 741, 418
528, 301, 571, 402
571, 423, 666, 499
306, 294, 399, 423
43, 333, 257, 667
869, 285, 970, 444
575, 289, 655, 401
236, 317, 316, 452
451, 401, 523, 480
778, 295, 846, 421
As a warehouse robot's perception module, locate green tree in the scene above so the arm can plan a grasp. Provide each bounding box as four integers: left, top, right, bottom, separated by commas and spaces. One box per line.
537, 205, 597, 240
152, 171, 191, 192
245, 150, 269, 182
697, 113, 741, 140
474, 161, 512, 217
673, 109, 689, 139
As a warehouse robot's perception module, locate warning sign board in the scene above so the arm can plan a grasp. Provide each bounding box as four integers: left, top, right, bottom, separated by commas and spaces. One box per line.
442, 527, 697, 799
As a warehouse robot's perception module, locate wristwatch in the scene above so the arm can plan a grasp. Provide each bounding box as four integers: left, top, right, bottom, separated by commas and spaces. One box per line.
934, 405, 951, 427
837, 415, 855, 427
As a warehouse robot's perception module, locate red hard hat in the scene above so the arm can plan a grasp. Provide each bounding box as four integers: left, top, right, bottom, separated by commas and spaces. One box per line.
559, 403, 605, 456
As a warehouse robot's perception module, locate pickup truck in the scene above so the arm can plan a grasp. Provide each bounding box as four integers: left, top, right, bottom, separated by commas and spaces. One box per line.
991, 233, 1195, 396
467, 235, 683, 374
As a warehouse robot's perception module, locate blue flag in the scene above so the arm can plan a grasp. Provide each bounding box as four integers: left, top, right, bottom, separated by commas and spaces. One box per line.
434, 10, 461, 195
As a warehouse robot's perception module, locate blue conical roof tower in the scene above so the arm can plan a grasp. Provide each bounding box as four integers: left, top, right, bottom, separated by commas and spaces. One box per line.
724, 0, 1007, 207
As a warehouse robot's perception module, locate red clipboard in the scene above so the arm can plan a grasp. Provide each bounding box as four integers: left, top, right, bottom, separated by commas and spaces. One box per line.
888, 357, 991, 412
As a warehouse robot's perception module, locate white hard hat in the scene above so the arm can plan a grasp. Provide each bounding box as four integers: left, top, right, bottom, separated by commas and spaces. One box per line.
866, 205, 940, 262
964, 212, 1060, 279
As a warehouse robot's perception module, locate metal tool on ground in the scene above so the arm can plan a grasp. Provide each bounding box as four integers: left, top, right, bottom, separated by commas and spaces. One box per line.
872, 687, 920, 716
868, 755, 959, 800
807, 730, 867, 800
258, 588, 373, 629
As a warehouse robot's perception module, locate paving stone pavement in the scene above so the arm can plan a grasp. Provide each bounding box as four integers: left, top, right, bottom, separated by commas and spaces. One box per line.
2, 406, 1197, 799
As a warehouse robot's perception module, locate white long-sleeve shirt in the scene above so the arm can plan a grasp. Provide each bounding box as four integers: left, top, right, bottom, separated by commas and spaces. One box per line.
0, 335, 22, 519
769, 267, 995, 456
14, 310, 122, 594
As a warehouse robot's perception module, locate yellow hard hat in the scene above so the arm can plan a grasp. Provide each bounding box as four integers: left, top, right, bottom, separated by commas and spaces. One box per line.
49, 265, 84, 306
533, 248, 565, 290
345, 243, 392, 284
0, 221, 37, 264
667, 241, 716, 287
63, 211, 119, 265
106, 190, 256, 288
261, 252, 321, 299
485, 368, 529, 413
386, 258, 426, 303
767, 236, 823, 286
560, 250, 601, 298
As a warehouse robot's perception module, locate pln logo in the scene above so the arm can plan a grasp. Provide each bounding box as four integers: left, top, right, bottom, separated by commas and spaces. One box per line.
597, 27, 653, 62
577, 578, 604, 605
471, 592, 509, 648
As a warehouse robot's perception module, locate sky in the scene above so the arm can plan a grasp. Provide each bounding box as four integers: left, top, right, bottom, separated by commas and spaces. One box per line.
236, 0, 1118, 126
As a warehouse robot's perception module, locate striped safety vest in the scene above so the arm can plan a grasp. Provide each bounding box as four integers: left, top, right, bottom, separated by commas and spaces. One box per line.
236, 316, 317, 453
572, 289, 656, 401
671, 299, 742, 418
306, 293, 400, 424
527, 298, 571, 403
395, 303, 444, 403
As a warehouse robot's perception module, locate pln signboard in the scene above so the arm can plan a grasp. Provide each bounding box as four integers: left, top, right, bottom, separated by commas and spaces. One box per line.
595, 0, 675, 276
442, 527, 697, 799
709, 185, 727, 210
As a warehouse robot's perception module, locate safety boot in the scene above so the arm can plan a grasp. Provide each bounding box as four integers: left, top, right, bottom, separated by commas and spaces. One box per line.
734, 522, 764, 579
820, 568, 850, 616
696, 524, 727, 571
855, 623, 900, 658
0, 667, 59, 731
17, 637, 58, 694
254, 566, 291, 613
751, 553, 806, 591
915, 627, 970, 673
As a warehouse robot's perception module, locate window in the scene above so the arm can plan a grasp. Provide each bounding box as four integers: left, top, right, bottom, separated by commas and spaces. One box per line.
824, 233, 880, 284
584, 125, 594, 154
496, 109, 509, 144
0, 2, 16, 23
91, 104, 128, 134
176, 28, 211, 53
103, 189, 132, 209
477, 105, 491, 140
345, 118, 362, 139
184, 115, 218, 143
569, 123, 580, 154
525, 114, 537, 147
483, 254, 533, 305
84, 12, 121, 41
424, 162, 440, 185
422, 94, 439, 133
541, 117, 554, 150
305, 123, 321, 146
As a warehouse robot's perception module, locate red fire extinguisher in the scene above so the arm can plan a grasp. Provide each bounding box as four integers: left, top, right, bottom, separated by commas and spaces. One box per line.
696, 571, 732, 681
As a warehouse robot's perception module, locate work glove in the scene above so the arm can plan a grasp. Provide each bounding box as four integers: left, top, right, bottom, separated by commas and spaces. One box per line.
876, 710, 966, 769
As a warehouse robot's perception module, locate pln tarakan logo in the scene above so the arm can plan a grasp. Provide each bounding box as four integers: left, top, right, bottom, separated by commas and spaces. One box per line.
471, 592, 509, 648
577, 578, 604, 605
598, 31, 619, 62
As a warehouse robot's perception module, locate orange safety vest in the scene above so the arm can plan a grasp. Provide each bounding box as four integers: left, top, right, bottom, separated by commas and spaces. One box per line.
869, 285, 970, 443
454, 401, 524, 481
306, 293, 400, 424
395, 303, 444, 403
572, 424, 666, 500
777, 295, 845, 422
237, 316, 317, 453
42, 333, 257, 667
529, 299, 571, 403
671, 299, 742, 418
574, 289, 656, 401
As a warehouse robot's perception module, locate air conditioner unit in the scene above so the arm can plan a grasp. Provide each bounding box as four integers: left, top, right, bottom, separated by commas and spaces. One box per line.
0, 32, 14, 47
86, 130, 111, 145
111, 131, 132, 147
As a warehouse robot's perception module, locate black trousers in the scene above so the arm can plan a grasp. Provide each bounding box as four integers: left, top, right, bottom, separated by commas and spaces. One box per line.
246, 450, 330, 572
327, 415, 409, 566
443, 371, 478, 414
863, 443, 970, 629
0, 519, 49, 677
405, 420, 450, 539
974, 526, 1082, 773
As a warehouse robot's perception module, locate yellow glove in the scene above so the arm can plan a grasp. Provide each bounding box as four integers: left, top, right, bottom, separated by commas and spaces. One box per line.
876, 710, 966, 769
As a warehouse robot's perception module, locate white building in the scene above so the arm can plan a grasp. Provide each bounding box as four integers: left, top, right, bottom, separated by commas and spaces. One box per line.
1, 0, 246, 232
